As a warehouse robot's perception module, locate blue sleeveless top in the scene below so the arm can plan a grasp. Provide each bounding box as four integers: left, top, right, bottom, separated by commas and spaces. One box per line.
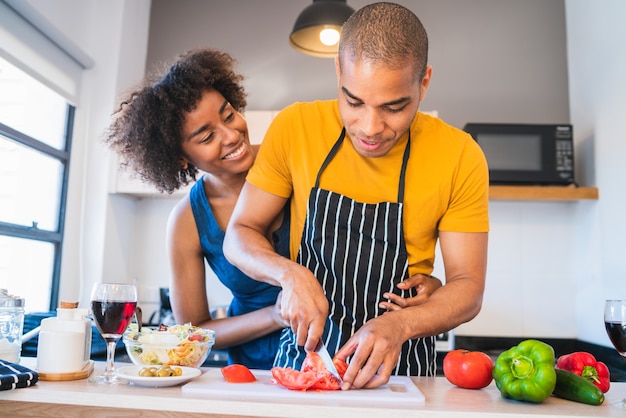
189, 177, 289, 369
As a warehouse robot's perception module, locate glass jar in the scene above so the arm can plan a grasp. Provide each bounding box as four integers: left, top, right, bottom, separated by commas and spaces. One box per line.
0, 289, 25, 363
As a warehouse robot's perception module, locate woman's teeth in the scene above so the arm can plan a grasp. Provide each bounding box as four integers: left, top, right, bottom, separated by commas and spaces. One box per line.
223, 143, 246, 160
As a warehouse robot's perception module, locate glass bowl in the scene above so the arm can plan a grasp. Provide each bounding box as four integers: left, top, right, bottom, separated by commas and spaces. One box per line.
122, 323, 215, 368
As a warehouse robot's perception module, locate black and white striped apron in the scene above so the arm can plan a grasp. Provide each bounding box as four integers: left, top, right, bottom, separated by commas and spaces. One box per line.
274, 128, 436, 376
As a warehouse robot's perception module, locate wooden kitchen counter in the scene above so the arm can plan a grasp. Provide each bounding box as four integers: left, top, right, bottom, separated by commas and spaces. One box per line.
1, 359, 624, 417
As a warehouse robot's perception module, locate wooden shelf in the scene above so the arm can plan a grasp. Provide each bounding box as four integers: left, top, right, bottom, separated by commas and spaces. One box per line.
489, 185, 599, 201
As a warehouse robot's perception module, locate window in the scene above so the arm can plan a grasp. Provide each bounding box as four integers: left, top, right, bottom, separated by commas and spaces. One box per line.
0, 55, 74, 312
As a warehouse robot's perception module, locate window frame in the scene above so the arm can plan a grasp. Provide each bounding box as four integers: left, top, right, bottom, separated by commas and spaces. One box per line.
0, 105, 74, 310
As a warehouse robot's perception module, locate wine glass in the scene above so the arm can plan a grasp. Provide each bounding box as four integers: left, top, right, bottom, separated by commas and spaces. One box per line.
604, 299, 626, 408
89, 283, 137, 384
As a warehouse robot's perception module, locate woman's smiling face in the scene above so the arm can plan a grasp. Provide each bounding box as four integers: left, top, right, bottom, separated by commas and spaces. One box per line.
179, 89, 254, 176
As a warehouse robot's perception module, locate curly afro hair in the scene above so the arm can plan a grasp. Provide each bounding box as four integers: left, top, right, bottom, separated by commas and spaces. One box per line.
103, 48, 247, 193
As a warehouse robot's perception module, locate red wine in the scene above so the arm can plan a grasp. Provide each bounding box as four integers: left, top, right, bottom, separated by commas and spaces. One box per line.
605, 321, 626, 356
92, 300, 137, 341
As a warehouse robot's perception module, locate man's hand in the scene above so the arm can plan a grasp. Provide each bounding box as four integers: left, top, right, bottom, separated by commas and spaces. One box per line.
271, 291, 291, 329
279, 264, 329, 351
378, 274, 442, 311
335, 274, 442, 388
334, 312, 406, 390
225, 183, 328, 350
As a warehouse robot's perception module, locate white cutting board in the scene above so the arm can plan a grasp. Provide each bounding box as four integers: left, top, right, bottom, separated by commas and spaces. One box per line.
182, 368, 425, 408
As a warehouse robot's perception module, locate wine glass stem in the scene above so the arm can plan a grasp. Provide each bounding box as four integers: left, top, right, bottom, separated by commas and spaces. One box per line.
104, 340, 118, 375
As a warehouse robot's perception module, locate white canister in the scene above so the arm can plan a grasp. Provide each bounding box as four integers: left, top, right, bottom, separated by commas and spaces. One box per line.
36, 307, 92, 374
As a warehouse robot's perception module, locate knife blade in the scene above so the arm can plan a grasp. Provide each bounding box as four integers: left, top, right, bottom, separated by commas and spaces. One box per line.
314, 341, 343, 385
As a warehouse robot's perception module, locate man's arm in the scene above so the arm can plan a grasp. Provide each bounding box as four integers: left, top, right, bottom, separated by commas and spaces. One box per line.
223, 181, 329, 351
336, 231, 487, 390
417, 230, 488, 330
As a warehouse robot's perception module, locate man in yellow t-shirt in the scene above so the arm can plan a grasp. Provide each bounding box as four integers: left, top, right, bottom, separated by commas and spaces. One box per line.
224, 2, 489, 389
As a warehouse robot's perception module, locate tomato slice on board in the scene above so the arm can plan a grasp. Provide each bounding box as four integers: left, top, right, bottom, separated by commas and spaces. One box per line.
271, 352, 349, 391
301, 352, 342, 390
221, 364, 257, 383
270, 367, 321, 391
333, 358, 348, 378
301, 352, 327, 374
309, 373, 340, 390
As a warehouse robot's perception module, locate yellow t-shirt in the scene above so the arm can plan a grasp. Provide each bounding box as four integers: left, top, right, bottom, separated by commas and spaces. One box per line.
247, 100, 489, 276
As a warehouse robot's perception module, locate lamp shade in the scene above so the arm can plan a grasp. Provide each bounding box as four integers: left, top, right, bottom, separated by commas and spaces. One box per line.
289, 0, 355, 58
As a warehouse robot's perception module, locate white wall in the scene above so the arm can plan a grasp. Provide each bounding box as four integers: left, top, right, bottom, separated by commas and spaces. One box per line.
566, 0, 626, 346
18, 0, 624, 347
449, 202, 583, 338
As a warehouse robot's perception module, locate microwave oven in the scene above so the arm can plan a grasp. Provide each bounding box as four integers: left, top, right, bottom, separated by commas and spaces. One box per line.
463, 123, 575, 186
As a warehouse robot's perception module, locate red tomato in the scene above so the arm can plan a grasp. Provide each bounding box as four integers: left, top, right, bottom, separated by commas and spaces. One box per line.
301, 352, 326, 374
188, 334, 204, 342
333, 358, 348, 378
221, 364, 257, 383
271, 352, 349, 391
443, 349, 494, 389
302, 355, 339, 390
302, 352, 346, 390
270, 367, 321, 391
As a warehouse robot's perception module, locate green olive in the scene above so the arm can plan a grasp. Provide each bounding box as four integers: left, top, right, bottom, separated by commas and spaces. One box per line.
157, 367, 171, 377
138, 367, 156, 377
138, 365, 184, 377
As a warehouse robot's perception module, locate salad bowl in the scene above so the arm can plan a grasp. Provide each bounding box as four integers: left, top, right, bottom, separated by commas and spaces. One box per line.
123, 323, 215, 368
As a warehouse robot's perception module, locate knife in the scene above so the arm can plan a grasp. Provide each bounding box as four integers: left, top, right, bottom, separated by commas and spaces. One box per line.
315, 341, 343, 385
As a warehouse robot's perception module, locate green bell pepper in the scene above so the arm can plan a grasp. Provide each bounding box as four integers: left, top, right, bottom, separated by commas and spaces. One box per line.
493, 339, 557, 403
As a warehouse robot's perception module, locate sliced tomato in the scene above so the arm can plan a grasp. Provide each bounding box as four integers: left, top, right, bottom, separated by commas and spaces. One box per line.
271, 352, 349, 391
270, 367, 321, 391
221, 364, 257, 383
333, 358, 348, 378
310, 372, 341, 390
301, 352, 326, 374
300, 352, 343, 390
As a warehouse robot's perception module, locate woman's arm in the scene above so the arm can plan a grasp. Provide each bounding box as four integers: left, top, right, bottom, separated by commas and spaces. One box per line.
165, 197, 287, 350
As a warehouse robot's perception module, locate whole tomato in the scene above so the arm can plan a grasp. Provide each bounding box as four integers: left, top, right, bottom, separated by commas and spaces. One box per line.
443, 349, 494, 389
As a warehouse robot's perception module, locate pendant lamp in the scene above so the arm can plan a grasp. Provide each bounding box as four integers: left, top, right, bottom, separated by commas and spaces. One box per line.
289, 0, 355, 58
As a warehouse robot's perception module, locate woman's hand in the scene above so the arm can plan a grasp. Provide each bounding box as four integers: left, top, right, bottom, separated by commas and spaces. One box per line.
378, 274, 442, 311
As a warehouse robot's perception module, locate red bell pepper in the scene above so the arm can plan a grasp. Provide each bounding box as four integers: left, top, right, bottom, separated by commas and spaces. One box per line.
556, 352, 610, 393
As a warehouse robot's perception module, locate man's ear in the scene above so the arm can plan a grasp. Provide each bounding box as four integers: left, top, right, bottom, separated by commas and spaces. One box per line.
419, 65, 433, 102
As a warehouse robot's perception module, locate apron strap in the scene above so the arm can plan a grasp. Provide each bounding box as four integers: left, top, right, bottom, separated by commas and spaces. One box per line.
314, 128, 346, 189
314, 127, 411, 203
397, 130, 411, 203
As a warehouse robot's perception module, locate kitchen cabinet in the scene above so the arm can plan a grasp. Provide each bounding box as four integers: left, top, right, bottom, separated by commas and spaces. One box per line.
110, 110, 278, 197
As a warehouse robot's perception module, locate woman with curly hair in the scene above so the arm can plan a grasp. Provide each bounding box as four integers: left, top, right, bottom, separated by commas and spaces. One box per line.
104, 48, 290, 369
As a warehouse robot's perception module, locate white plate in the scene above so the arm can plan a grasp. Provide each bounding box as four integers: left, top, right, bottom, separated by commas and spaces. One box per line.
116, 365, 202, 387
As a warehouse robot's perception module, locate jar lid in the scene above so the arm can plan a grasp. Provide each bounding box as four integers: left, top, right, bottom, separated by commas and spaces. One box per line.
0, 289, 25, 307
